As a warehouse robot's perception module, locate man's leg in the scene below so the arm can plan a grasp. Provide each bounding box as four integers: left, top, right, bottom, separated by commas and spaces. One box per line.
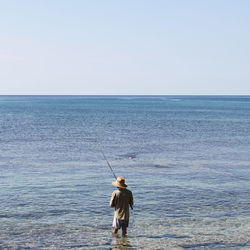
122, 226, 127, 236
112, 217, 119, 235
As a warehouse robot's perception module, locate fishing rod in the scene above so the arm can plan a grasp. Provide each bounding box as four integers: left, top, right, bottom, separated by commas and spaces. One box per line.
100, 149, 117, 179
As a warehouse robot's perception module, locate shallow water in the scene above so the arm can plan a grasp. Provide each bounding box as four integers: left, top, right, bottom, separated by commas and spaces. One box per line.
0, 95, 250, 249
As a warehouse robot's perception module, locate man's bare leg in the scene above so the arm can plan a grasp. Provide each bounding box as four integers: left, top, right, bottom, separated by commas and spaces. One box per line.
122, 226, 127, 236
113, 228, 118, 235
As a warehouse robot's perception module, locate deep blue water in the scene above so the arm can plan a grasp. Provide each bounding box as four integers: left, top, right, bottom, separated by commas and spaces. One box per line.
0, 95, 250, 249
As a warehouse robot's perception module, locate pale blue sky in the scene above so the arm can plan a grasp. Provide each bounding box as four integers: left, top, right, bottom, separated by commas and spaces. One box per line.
0, 0, 249, 95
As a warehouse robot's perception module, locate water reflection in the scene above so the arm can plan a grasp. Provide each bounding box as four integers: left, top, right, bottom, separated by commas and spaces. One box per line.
111, 235, 133, 250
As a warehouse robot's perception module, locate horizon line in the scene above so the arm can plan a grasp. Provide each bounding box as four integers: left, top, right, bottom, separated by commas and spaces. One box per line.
0, 94, 250, 97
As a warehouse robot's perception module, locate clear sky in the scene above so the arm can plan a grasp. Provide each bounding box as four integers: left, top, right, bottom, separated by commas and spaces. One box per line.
0, 0, 249, 95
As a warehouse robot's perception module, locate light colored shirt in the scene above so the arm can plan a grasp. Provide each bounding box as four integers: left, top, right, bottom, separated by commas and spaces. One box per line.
110, 188, 133, 220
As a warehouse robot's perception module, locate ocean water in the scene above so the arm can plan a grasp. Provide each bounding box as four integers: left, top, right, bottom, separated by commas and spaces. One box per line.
0, 95, 250, 249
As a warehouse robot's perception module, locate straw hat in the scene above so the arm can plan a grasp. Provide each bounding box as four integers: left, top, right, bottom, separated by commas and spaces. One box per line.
112, 176, 127, 188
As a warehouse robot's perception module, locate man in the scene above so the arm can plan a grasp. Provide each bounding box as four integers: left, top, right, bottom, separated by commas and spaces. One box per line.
110, 176, 133, 236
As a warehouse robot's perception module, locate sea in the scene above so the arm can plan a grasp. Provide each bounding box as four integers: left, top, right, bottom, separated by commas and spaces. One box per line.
0, 95, 249, 249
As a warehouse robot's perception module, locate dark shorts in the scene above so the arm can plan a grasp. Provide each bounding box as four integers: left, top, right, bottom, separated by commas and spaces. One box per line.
112, 217, 129, 229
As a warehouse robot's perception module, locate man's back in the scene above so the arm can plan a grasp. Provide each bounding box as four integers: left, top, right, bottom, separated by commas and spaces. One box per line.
110, 188, 133, 220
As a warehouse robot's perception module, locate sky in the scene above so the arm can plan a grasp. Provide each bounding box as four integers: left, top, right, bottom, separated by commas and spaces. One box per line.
0, 0, 250, 95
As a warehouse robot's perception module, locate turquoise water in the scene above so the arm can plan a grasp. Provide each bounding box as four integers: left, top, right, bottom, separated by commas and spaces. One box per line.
0, 96, 250, 249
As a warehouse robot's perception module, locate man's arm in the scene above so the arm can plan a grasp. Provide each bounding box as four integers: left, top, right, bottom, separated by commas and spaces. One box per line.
110, 192, 116, 207
129, 191, 134, 209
